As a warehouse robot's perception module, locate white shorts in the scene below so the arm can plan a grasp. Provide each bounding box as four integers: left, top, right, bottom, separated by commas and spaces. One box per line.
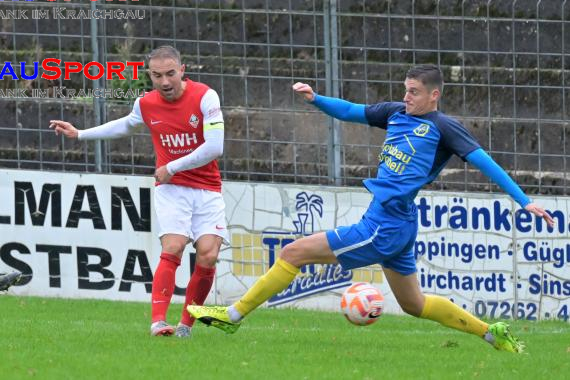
154, 184, 229, 245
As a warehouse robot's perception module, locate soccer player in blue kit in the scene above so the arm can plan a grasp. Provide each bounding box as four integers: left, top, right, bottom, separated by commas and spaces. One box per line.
188, 65, 554, 353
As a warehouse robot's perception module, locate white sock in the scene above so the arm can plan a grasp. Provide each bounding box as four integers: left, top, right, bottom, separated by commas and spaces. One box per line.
228, 305, 243, 323
483, 331, 495, 345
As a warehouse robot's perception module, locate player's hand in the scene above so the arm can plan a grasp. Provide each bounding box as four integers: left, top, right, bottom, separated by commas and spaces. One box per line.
49, 120, 79, 139
154, 165, 172, 184
524, 203, 554, 228
292, 82, 316, 102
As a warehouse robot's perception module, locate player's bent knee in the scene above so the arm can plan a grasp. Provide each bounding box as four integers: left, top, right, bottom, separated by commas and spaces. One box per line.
196, 250, 218, 267
279, 243, 305, 268
161, 242, 186, 256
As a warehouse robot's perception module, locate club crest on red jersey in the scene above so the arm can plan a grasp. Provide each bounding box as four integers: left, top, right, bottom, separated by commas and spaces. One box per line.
189, 114, 200, 128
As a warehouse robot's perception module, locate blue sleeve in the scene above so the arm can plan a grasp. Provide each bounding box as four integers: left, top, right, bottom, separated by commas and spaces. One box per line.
437, 114, 481, 159
364, 102, 406, 129
466, 148, 531, 208
311, 94, 367, 124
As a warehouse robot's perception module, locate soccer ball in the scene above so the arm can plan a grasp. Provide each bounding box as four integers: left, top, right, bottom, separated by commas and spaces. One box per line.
340, 282, 384, 326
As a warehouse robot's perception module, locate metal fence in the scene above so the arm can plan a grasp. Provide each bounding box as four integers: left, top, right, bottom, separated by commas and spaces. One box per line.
0, 0, 568, 195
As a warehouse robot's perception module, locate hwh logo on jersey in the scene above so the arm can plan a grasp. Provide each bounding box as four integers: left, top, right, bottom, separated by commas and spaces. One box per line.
159, 133, 198, 147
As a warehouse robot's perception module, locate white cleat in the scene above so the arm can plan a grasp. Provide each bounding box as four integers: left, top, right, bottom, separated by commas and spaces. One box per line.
150, 321, 174, 336
174, 323, 192, 338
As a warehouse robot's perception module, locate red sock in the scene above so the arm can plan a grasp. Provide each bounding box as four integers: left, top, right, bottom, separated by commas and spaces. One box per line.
151, 253, 181, 323
180, 264, 216, 326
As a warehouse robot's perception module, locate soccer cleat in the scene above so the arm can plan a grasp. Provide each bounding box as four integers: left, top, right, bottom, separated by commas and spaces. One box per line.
186, 305, 241, 334
0, 271, 22, 291
150, 321, 174, 336
487, 322, 525, 353
174, 323, 192, 338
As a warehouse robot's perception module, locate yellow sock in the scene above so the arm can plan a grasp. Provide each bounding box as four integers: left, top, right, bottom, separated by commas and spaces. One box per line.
233, 258, 300, 317
420, 295, 488, 337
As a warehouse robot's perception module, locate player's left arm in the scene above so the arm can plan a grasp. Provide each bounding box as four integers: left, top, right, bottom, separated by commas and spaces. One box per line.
465, 149, 554, 227
154, 89, 224, 183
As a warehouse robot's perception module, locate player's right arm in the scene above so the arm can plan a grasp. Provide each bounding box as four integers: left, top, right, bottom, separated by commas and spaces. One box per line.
292, 82, 368, 124
49, 98, 145, 140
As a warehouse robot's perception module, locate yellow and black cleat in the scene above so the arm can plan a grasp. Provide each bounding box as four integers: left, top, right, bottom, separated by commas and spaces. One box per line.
187, 305, 241, 334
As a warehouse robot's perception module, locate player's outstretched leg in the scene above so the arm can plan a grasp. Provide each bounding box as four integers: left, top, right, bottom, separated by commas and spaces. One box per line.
188, 233, 335, 334
0, 271, 22, 291
383, 268, 525, 353
421, 294, 525, 353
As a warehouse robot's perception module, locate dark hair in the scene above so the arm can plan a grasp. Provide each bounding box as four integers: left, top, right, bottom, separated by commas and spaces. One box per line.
406, 64, 444, 93
147, 45, 181, 65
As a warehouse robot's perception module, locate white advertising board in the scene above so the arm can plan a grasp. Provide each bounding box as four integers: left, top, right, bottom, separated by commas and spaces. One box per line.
1, 169, 568, 322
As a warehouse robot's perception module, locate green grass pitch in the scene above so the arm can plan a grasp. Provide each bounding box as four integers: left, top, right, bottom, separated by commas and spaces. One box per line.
1, 296, 568, 380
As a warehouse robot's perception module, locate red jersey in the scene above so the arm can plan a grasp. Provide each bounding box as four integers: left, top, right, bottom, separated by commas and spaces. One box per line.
139, 79, 222, 192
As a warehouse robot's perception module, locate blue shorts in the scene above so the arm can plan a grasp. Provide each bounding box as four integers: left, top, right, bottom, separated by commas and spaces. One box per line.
325, 198, 418, 275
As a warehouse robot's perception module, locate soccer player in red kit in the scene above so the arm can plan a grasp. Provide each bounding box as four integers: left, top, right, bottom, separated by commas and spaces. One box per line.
49, 46, 228, 338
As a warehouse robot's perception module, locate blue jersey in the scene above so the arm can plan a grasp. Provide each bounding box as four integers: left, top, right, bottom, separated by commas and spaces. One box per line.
363, 102, 481, 219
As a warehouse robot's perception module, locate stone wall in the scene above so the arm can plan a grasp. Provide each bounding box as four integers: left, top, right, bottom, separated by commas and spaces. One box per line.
0, 0, 567, 194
